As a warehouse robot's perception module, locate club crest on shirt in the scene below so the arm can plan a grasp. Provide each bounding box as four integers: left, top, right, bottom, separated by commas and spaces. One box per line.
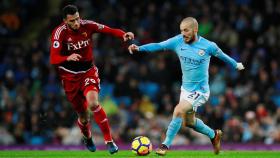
82, 32, 87, 38
198, 50, 205, 56
53, 41, 60, 48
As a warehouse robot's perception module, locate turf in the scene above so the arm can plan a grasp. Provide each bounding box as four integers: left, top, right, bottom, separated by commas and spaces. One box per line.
0, 150, 279, 158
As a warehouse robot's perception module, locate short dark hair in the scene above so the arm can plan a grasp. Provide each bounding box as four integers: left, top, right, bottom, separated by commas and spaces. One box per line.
62, 5, 78, 18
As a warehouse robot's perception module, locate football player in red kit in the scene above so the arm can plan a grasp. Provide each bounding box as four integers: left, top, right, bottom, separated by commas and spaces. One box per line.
50, 5, 134, 154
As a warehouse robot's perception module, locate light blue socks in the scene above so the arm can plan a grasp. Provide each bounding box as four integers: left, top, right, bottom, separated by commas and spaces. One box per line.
162, 117, 182, 148
162, 117, 215, 148
193, 118, 215, 139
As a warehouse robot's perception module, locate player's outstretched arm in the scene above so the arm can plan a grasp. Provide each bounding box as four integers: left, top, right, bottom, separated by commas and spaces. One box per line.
127, 35, 179, 54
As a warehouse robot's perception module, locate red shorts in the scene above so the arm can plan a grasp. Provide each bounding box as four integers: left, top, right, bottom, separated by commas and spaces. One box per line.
58, 66, 100, 113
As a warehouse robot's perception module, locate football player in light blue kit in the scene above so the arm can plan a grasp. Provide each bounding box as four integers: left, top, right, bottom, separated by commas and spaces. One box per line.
128, 17, 245, 155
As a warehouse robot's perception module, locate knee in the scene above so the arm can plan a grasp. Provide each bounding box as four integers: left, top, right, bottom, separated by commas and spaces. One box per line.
173, 105, 185, 117
86, 91, 99, 110
88, 100, 99, 110
173, 101, 193, 117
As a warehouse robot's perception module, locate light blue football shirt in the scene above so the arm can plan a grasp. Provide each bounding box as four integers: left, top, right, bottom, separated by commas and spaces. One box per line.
139, 34, 237, 93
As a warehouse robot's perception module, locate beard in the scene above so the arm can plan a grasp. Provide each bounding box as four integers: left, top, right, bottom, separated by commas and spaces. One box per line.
184, 35, 196, 44
68, 24, 80, 31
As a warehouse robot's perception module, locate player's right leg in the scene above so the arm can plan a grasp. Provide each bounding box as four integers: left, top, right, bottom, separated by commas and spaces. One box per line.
77, 110, 96, 152
155, 100, 192, 156
69, 92, 96, 152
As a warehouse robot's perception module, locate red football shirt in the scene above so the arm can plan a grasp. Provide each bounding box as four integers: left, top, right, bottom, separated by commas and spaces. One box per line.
50, 19, 125, 72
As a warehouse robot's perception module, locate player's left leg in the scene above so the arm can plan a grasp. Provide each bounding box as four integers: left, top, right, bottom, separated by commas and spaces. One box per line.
86, 90, 118, 154
181, 89, 222, 154
184, 112, 216, 139
184, 109, 222, 154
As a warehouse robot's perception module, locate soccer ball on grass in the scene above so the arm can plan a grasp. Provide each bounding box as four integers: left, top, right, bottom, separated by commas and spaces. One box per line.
131, 136, 152, 156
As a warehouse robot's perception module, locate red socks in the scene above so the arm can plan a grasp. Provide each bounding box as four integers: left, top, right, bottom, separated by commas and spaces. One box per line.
91, 105, 113, 143
77, 119, 92, 138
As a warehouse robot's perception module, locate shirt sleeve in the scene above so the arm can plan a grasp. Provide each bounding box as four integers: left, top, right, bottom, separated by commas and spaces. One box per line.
209, 42, 237, 68
139, 35, 178, 53
85, 20, 125, 39
50, 26, 68, 65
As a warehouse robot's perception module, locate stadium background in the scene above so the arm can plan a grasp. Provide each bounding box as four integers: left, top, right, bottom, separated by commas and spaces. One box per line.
0, 0, 280, 147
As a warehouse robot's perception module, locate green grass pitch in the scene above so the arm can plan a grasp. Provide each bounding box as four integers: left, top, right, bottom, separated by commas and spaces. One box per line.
0, 150, 279, 158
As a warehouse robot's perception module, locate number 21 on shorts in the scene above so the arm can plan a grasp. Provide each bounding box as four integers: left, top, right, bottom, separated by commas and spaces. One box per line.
187, 91, 200, 100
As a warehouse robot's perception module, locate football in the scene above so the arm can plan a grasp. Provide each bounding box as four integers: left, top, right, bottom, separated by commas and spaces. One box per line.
131, 136, 152, 156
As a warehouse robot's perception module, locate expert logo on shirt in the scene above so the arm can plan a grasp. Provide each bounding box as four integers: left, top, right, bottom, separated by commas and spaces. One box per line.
66, 39, 91, 51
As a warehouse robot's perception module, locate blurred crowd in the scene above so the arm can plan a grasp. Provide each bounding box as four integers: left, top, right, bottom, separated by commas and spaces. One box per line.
1, 0, 280, 146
